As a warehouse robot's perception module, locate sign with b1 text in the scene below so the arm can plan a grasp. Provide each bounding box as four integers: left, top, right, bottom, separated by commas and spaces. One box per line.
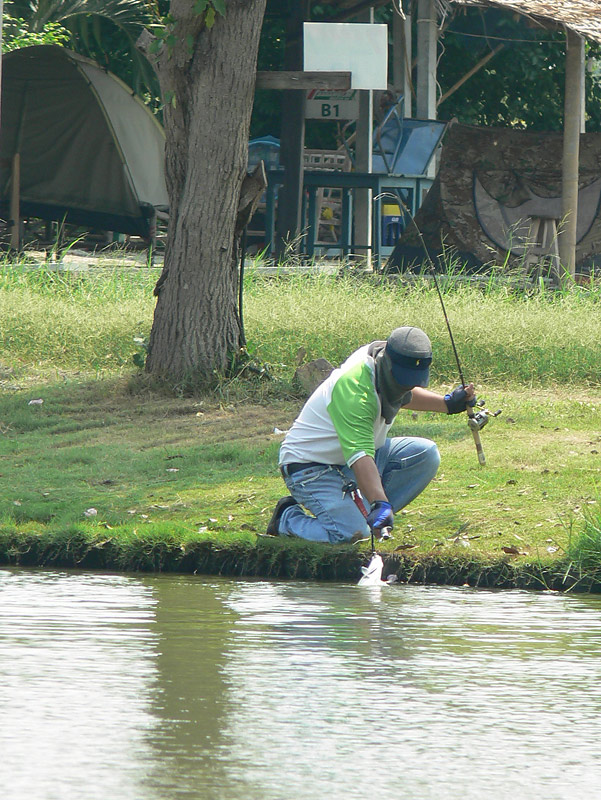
305, 88, 359, 120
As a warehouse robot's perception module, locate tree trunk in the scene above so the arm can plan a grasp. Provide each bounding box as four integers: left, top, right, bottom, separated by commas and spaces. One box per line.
145, 0, 267, 383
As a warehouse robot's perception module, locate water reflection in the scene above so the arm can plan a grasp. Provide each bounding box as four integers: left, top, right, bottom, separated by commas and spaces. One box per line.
141, 576, 240, 799
216, 583, 601, 799
2, 569, 601, 800
0, 569, 158, 800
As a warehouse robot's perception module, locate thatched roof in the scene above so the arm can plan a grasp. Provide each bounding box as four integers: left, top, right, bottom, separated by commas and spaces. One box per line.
451, 1, 601, 43
308, 0, 601, 41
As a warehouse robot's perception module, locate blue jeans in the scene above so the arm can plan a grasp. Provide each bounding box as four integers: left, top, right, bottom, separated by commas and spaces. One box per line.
279, 437, 440, 543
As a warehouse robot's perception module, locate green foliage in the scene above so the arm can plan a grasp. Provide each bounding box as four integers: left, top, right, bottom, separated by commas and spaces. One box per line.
4, 0, 158, 102
1, 13, 72, 51
149, 0, 227, 58
568, 516, 601, 571
438, 8, 601, 132
0, 260, 158, 373
193, 0, 226, 29
4, 257, 601, 387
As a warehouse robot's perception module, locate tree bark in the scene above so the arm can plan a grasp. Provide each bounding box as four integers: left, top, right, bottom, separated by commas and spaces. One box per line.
144, 0, 267, 383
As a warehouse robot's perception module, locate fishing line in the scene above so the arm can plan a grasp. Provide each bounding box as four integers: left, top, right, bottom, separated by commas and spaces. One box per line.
376, 191, 467, 386
375, 191, 501, 465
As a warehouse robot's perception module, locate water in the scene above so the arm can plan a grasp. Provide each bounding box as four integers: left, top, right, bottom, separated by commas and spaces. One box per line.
2, 569, 601, 800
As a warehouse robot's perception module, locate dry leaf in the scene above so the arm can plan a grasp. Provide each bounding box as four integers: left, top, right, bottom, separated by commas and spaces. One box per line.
502, 545, 527, 556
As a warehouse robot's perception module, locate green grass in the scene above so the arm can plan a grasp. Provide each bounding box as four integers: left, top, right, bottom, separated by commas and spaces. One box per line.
0, 262, 157, 373
243, 269, 601, 386
0, 256, 601, 585
2, 259, 601, 385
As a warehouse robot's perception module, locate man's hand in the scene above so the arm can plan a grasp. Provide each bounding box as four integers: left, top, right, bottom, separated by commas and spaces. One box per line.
444, 384, 477, 415
366, 501, 394, 531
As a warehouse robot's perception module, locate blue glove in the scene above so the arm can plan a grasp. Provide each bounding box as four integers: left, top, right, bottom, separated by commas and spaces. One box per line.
444, 386, 477, 415
366, 501, 394, 531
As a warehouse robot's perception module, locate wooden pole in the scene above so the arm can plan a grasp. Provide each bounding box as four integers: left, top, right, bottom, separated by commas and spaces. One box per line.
0, 0, 3, 133
392, 5, 412, 116
274, 0, 310, 259
437, 44, 504, 107
10, 153, 21, 251
559, 30, 585, 279
416, 0, 437, 121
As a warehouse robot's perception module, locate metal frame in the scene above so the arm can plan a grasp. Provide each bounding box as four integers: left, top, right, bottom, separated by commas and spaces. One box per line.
264, 169, 433, 268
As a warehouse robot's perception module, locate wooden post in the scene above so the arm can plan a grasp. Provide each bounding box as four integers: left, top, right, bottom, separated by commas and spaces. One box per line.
392, 5, 412, 116
559, 30, 585, 279
0, 0, 4, 132
416, 0, 437, 121
10, 153, 21, 251
275, 0, 310, 259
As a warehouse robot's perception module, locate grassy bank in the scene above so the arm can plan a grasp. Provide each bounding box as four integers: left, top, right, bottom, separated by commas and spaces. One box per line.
1, 259, 601, 588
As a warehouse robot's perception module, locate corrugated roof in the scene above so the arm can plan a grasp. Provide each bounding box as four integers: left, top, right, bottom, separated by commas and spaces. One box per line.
451, 1, 601, 43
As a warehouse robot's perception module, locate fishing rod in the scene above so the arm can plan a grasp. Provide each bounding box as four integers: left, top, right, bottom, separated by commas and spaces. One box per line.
428, 259, 500, 465
376, 192, 501, 465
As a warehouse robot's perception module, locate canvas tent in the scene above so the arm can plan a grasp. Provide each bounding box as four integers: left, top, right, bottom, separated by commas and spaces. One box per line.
0, 45, 168, 240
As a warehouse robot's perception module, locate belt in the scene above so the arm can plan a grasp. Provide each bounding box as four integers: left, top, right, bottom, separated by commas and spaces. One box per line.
280, 461, 331, 478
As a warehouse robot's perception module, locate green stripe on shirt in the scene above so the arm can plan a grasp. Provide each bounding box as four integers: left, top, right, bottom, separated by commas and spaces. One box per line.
327, 361, 379, 464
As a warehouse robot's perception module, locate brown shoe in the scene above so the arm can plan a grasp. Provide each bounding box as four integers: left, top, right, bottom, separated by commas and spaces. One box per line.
266, 496, 298, 535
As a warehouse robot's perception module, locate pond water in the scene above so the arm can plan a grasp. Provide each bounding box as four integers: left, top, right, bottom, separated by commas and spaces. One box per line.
1, 568, 601, 799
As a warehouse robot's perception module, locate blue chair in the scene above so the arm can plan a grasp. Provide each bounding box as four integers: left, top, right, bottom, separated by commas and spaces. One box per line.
248, 135, 280, 172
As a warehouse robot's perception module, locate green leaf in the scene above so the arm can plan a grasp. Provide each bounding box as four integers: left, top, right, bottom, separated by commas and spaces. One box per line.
165, 32, 177, 55
164, 89, 177, 109
193, 0, 209, 14
212, 0, 226, 16
205, 7, 216, 28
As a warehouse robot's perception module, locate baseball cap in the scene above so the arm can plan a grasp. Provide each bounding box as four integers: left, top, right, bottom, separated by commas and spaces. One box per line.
384, 326, 432, 387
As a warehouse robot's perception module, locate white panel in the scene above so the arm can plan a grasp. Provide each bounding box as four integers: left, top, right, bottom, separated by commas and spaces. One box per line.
304, 23, 388, 90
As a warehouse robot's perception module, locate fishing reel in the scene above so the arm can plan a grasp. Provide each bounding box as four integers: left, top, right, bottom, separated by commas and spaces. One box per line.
467, 401, 502, 432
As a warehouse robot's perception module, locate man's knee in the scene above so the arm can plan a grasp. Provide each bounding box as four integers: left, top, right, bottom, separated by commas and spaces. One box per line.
425, 439, 441, 475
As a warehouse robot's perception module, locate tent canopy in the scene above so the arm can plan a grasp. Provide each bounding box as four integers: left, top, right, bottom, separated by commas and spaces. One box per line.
0, 45, 168, 237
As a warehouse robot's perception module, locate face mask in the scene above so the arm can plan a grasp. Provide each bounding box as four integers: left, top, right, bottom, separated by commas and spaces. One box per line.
370, 343, 413, 424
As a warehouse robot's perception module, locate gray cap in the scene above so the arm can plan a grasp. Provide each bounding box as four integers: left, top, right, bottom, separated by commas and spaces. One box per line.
385, 326, 432, 387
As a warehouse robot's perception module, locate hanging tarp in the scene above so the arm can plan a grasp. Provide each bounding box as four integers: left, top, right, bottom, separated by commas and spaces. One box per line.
387, 123, 601, 273
0, 45, 167, 237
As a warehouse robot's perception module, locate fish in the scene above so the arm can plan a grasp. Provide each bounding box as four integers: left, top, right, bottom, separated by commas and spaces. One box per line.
357, 554, 398, 586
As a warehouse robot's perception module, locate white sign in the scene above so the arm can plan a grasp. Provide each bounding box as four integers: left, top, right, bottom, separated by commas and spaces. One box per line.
305, 88, 359, 120
303, 22, 388, 90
